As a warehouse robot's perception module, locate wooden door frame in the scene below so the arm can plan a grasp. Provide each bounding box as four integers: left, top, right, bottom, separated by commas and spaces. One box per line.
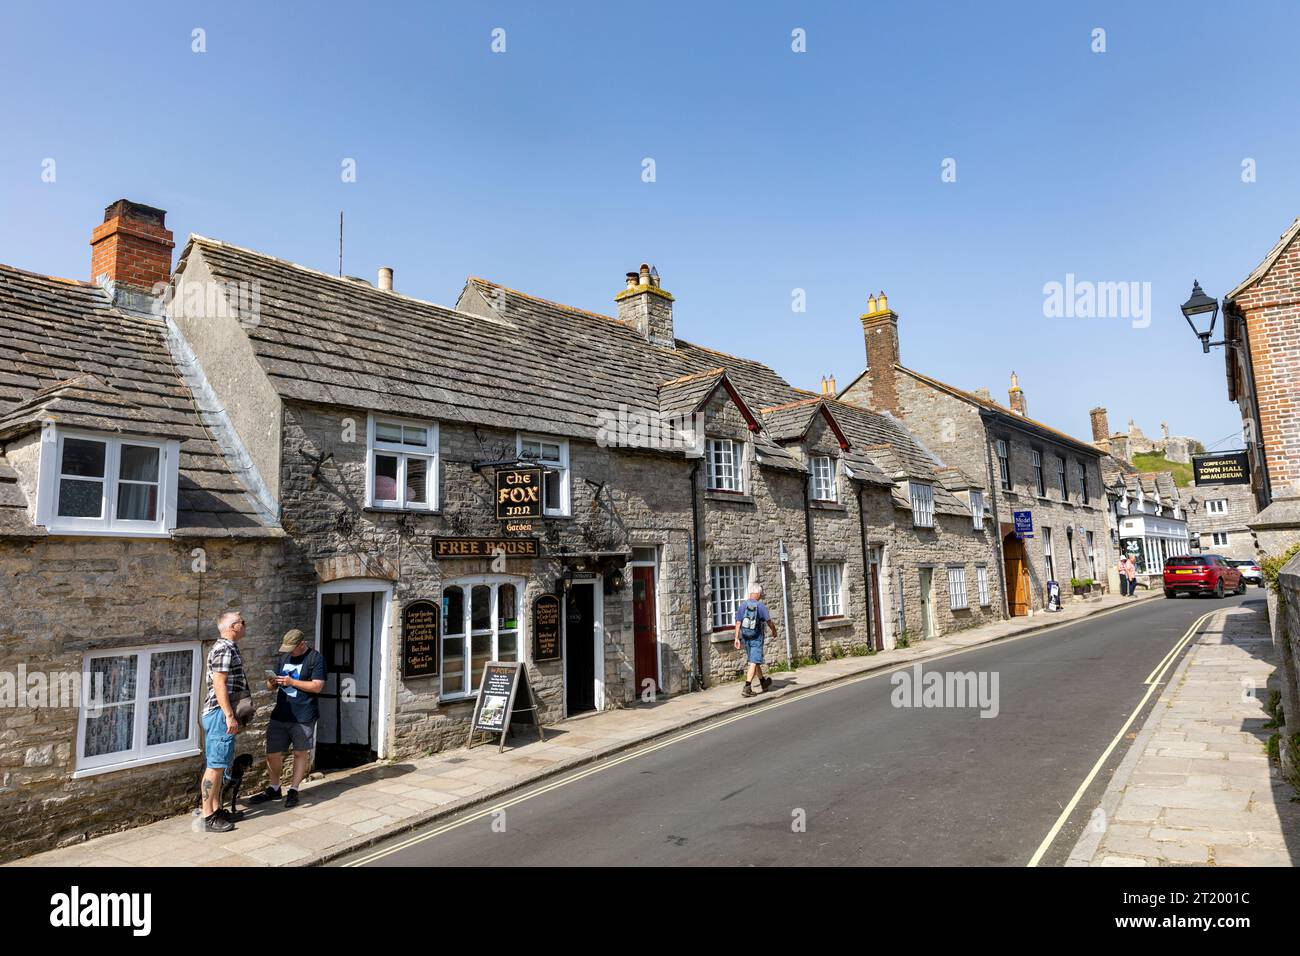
314, 579, 394, 760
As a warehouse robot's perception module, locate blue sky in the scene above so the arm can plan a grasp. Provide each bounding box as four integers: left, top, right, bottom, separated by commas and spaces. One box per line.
2, 1, 1296, 450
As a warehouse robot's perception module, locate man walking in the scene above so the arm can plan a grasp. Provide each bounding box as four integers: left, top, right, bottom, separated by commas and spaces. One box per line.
734, 583, 778, 697
200, 610, 250, 832
251, 629, 326, 809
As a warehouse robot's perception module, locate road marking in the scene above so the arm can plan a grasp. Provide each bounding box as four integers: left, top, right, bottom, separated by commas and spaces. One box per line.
1025, 609, 1215, 868
344, 598, 1179, 866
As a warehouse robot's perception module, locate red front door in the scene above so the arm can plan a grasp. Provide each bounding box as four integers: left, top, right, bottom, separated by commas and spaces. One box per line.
632, 565, 660, 695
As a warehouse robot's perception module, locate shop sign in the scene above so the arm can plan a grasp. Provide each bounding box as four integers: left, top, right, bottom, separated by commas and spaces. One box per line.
1013, 510, 1034, 539
496, 467, 543, 520
401, 600, 439, 679
532, 594, 561, 662
434, 537, 539, 559
1192, 451, 1250, 486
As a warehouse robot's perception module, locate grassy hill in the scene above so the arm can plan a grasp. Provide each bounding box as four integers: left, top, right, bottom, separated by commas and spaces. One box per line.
1131, 452, 1195, 487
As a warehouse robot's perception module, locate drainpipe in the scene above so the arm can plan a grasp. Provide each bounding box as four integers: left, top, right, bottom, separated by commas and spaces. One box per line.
778, 539, 794, 663
856, 482, 875, 651
688, 460, 705, 690
803, 479, 820, 658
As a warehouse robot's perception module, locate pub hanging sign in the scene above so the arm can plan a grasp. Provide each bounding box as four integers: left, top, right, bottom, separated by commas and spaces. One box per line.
496, 467, 544, 521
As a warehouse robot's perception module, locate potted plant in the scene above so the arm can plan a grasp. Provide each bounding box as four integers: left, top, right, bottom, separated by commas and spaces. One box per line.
1071, 577, 1094, 595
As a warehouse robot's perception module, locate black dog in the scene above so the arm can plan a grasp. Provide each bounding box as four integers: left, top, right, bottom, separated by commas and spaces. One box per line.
220, 753, 254, 821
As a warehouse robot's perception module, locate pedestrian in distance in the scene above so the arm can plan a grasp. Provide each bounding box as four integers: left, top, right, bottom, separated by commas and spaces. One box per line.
734, 583, 778, 697
1117, 558, 1130, 597
250, 629, 326, 809
1124, 556, 1138, 597
200, 610, 253, 832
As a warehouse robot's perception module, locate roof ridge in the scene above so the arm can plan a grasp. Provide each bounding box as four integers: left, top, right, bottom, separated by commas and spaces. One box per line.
659, 367, 726, 388
760, 397, 822, 413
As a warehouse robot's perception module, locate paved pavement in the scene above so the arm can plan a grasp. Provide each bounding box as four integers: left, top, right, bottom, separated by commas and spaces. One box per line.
1068, 600, 1300, 867
15, 590, 1159, 867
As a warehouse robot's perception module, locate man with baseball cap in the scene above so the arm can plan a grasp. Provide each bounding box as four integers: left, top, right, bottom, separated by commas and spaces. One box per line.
250, 629, 326, 808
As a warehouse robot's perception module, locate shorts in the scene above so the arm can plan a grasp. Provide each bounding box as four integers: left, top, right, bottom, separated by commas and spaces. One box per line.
742, 636, 765, 665
266, 718, 316, 753
202, 707, 236, 770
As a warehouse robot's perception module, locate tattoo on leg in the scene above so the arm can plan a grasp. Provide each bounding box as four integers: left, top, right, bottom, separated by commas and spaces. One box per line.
202, 778, 213, 807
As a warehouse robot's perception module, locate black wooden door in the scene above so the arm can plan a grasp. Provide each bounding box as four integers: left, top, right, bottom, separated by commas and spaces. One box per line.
565, 585, 596, 714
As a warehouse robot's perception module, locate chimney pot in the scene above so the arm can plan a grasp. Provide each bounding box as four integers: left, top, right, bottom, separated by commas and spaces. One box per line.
828, 374, 836, 395
867, 295, 877, 313
1008, 371, 1027, 416
378, 266, 394, 291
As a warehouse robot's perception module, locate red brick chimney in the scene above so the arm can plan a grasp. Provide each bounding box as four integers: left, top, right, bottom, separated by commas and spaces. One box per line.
861, 291, 900, 414
90, 200, 174, 293
1008, 371, 1027, 416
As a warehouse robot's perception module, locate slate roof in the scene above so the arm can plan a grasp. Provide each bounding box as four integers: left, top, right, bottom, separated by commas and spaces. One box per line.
184, 237, 973, 510
0, 262, 275, 536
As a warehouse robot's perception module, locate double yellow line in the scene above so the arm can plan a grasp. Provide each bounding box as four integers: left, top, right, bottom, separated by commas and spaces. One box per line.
1025, 609, 1215, 867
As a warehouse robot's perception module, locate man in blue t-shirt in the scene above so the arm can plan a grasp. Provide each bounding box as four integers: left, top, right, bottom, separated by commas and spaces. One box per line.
250, 629, 326, 808
733, 583, 778, 697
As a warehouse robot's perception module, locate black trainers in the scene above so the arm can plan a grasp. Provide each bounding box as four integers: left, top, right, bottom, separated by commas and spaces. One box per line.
249, 787, 282, 805
760, 676, 772, 691
284, 788, 300, 809
203, 812, 235, 833
741, 684, 755, 698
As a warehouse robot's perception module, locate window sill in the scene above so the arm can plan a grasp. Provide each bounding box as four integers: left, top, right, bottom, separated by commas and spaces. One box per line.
44, 526, 172, 539
817, 617, 853, 630
810, 500, 847, 512
73, 746, 201, 779
705, 490, 754, 506
364, 506, 441, 516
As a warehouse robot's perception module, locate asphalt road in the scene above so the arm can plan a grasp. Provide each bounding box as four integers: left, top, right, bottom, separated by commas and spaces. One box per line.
339, 590, 1259, 867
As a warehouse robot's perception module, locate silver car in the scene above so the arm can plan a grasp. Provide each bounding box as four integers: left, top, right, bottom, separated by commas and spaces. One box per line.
1229, 559, 1264, 587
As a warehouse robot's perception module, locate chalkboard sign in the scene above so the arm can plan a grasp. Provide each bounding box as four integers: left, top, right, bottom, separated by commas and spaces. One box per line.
401, 600, 440, 679
466, 661, 545, 753
532, 594, 561, 662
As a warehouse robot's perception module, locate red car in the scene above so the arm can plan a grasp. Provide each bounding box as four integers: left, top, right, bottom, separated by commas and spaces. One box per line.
1163, 555, 1245, 599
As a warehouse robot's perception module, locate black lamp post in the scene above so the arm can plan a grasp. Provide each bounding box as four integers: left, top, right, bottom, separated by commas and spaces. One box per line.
1180, 280, 1225, 353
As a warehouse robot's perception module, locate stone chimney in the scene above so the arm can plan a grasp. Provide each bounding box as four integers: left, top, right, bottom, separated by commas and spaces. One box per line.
1008, 371, 1027, 416
90, 200, 174, 297
1090, 407, 1110, 444
861, 291, 900, 415
615, 263, 675, 348
378, 266, 394, 291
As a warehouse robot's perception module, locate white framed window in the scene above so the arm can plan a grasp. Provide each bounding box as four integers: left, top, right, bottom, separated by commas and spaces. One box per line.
996, 439, 1011, 490
706, 438, 745, 493
810, 456, 837, 502
947, 567, 968, 610
1044, 526, 1056, 582
1057, 456, 1069, 501
1211, 532, 1229, 546
37, 427, 179, 536
710, 563, 749, 630
970, 490, 985, 530
1077, 461, 1089, 504
439, 576, 522, 700
976, 566, 991, 606
367, 414, 438, 510
815, 563, 844, 619
75, 642, 201, 776
910, 482, 934, 528
518, 434, 570, 517
1086, 531, 1096, 579
1032, 449, 1045, 497
1206, 499, 1228, 515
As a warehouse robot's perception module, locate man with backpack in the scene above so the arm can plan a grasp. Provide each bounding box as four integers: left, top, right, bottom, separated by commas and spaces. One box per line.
250, 629, 326, 808
734, 583, 777, 697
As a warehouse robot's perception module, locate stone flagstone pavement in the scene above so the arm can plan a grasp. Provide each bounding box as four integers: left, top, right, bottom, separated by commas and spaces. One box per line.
14, 590, 1159, 867
1069, 602, 1300, 867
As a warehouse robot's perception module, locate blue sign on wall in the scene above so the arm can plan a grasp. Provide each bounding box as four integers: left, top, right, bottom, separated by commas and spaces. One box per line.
1013, 510, 1034, 539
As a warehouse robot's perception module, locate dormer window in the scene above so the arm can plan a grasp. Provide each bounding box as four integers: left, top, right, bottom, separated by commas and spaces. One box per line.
969, 490, 985, 530
809, 455, 837, 502
706, 438, 745, 493
367, 414, 438, 510
36, 427, 178, 536
910, 481, 935, 528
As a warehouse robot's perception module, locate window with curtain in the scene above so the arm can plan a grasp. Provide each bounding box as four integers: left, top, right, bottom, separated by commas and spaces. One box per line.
47, 432, 171, 534
77, 644, 199, 773
369, 416, 437, 510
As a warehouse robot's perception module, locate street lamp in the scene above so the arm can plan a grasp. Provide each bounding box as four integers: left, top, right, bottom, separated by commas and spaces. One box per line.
1180, 280, 1223, 353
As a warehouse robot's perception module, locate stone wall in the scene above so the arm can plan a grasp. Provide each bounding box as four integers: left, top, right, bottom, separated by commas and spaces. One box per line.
0, 533, 308, 862
1270, 553, 1300, 789
1186, 482, 1260, 559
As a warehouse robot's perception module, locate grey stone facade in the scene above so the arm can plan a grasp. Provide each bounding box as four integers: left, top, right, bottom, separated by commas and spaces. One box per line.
1185, 482, 1259, 559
